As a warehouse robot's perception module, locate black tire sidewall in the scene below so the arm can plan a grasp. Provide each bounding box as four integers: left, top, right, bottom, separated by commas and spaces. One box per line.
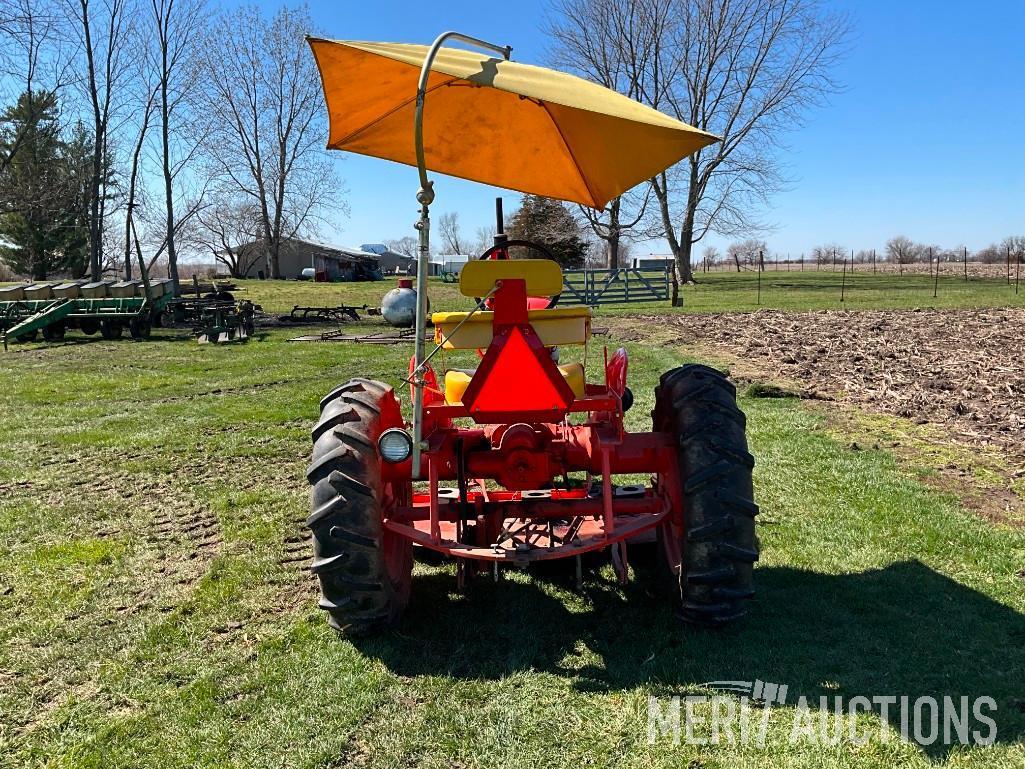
654, 364, 759, 626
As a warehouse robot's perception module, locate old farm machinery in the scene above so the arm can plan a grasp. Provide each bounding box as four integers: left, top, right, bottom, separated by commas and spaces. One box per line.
0, 279, 174, 347
305, 33, 759, 633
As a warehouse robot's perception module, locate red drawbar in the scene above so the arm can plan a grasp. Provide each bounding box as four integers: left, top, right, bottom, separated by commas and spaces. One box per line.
462, 325, 575, 423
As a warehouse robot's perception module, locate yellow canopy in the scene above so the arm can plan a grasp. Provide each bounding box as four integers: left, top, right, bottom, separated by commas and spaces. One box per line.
307, 38, 718, 209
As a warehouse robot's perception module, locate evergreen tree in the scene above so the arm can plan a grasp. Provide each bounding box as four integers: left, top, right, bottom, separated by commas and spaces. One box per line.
507, 195, 589, 268
0, 91, 94, 279
60, 122, 98, 278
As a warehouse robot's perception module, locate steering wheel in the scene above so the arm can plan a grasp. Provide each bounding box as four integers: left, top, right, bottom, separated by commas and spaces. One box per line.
475, 238, 561, 310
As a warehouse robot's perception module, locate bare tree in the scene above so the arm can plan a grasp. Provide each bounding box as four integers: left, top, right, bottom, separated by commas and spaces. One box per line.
811, 243, 845, 266
886, 235, 916, 265
196, 4, 340, 281
1002, 235, 1025, 264
65, 0, 136, 280
547, 0, 658, 267
976, 244, 1002, 264
438, 211, 466, 254
549, 0, 847, 301
577, 186, 653, 267
149, 0, 206, 292
726, 238, 766, 272
701, 244, 720, 270
385, 235, 418, 258
192, 195, 263, 277
472, 224, 496, 257
132, 184, 205, 277
0, 0, 74, 181
121, 75, 156, 279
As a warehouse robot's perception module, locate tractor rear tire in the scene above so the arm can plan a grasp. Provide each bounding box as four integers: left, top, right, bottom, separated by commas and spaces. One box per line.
307, 378, 413, 635
654, 364, 759, 627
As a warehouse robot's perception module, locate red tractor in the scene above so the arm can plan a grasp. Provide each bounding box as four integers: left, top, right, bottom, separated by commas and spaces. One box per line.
307, 222, 758, 634
305, 33, 758, 634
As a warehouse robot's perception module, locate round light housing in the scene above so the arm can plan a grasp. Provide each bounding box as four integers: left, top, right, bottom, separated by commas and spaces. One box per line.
378, 428, 413, 463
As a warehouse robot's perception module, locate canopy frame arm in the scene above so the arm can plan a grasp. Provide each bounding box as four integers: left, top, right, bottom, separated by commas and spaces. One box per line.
413, 32, 513, 204
410, 32, 511, 479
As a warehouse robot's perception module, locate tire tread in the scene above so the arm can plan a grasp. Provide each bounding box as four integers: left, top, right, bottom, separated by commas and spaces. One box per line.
655, 364, 759, 627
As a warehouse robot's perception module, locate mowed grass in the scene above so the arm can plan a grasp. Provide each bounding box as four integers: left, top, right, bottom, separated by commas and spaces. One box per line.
215, 268, 1025, 318
0, 288, 1023, 767
6, 267, 1021, 316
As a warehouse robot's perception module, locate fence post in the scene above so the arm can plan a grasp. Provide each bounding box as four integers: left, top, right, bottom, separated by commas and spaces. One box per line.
933, 249, 939, 299
757, 251, 763, 304
964, 246, 968, 282
1008, 246, 1012, 285
841, 259, 847, 302
1017, 252, 1021, 295
872, 248, 876, 274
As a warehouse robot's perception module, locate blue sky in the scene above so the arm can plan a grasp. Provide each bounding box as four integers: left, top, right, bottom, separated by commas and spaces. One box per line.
285, 0, 1025, 257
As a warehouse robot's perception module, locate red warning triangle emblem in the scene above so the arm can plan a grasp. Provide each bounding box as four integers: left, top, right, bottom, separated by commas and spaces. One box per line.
463, 326, 574, 419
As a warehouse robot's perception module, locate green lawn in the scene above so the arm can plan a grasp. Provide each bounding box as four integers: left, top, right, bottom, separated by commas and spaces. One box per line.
5, 268, 1022, 317
1, 289, 1023, 767
226, 269, 1025, 317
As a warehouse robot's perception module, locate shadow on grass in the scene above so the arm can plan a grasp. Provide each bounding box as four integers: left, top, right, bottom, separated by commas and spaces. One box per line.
6, 330, 196, 348
353, 558, 1025, 756
5, 328, 279, 348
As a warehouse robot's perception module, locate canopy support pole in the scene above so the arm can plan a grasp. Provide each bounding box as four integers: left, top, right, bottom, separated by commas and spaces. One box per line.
410, 31, 511, 479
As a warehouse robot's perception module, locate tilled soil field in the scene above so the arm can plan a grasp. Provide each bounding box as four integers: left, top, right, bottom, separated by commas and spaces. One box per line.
633, 308, 1025, 462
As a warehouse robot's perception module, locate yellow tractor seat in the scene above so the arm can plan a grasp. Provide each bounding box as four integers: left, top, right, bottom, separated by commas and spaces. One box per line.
458, 258, 564, 298
433, 306, 591, 349
444, 362, 586, 405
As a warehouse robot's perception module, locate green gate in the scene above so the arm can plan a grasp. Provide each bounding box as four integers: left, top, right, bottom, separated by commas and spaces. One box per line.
560, 267, 671, 306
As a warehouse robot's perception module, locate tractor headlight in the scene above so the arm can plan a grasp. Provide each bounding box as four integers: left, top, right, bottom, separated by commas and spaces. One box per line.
378, 428, 413, 463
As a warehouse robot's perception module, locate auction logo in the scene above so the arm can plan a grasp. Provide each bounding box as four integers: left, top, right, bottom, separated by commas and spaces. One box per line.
647, 680, 997, 748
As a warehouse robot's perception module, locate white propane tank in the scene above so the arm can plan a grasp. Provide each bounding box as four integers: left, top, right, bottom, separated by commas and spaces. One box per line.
380, 278, 427, 328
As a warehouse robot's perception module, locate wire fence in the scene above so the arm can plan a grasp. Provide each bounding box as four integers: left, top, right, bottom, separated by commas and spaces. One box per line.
692, 249, 1024, 305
